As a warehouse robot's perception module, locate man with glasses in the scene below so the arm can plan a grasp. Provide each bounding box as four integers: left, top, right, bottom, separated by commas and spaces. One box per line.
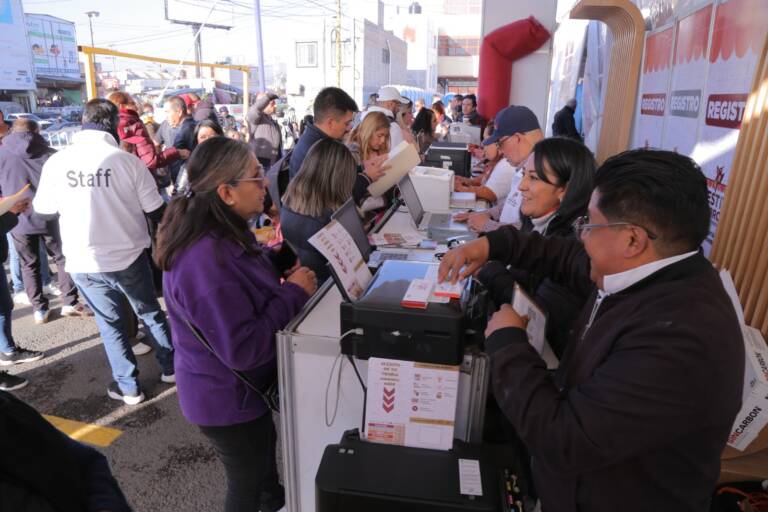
438, 149, 743, 511
34, 99, 176, 406
463, 105, 543, 232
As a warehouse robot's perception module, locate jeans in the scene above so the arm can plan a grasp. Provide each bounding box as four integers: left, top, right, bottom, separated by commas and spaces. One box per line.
199, 413, 284, 512
0, 266, 16, 353
71, 252, 174, 395
11, 230, 77, 311
7, 233, 50, 293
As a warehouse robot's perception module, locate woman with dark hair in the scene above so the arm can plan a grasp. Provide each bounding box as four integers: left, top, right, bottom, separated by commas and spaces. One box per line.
174, 120, 225, 195
431, 101, 451, 140
280, 138, 359, 282
478, 136, 596, 358
156, 137, 317, 512
411, 107, 438, 156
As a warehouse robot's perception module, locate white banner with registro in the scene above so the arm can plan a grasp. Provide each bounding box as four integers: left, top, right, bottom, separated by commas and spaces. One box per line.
633, 26, 675, 149
693, 0, 768, 255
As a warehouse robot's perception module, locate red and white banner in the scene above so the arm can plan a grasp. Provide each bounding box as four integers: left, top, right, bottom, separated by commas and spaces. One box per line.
694, 0, 768, 254
633, 27, 674, 149
662, 5, 712, 155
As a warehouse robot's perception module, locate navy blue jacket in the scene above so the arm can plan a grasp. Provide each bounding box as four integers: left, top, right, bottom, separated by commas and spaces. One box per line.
0, 131, 58, 235
280, 207, 332, 283
288, 122, 327, 179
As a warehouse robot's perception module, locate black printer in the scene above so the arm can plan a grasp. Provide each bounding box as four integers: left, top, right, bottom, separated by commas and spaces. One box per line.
339, 260, 486, 365
316, 430, 525, 512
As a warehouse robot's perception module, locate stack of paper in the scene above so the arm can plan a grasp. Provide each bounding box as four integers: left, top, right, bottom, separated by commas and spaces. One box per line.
367, 141, 421, 198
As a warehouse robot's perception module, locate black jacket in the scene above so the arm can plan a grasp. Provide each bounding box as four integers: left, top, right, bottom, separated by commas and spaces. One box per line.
552, 105, 582, 141
280, 207, 332, 283
0, 131, 58, 235
477, 213, 588, 358
0, 211, 18, 261
246, 105, 282, 165
192, 98, 222, 131
483, 227, 744, 512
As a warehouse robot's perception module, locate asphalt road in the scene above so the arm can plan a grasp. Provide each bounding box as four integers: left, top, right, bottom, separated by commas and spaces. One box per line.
6, 289, 235, 511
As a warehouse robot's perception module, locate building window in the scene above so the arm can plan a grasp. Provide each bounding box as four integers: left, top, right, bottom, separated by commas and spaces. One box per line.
382, 47, 390, 64
296, 41, 318, 68
438, 36, 480, 56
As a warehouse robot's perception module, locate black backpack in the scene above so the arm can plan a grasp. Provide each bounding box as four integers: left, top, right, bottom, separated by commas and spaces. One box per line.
265, 148, 293, 213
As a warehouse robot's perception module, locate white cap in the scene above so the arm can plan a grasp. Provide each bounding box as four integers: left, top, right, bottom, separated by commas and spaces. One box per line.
377, 86, 409, 104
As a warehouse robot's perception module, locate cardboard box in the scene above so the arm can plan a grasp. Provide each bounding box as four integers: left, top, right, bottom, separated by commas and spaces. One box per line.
720, 269, 768, 451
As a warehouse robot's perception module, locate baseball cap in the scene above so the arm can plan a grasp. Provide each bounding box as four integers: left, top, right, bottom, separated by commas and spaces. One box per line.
482, 105, 540, 145
377, 86, 409, 104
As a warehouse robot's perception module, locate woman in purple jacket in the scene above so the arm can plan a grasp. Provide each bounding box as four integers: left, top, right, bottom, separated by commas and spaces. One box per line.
156, 137, 317, 512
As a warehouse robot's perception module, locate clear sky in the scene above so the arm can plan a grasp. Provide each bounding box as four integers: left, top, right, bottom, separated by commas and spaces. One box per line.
20, 0, 340, 69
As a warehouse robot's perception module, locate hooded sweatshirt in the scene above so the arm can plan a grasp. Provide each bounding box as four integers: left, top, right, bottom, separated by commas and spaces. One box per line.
0, 131, 58, 235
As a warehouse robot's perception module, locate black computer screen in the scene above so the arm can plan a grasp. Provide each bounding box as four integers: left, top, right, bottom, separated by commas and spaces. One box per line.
330, 199, 372, 260
397, 175, 424, 227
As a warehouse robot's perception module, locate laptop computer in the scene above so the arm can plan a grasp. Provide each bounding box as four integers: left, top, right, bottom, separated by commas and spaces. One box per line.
330, 199, 434, 267
397, 175, 475, 243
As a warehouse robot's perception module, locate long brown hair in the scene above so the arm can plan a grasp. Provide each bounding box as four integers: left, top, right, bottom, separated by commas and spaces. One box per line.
155, 137, 261, 270
281, 138, 357, 218
348, 111, 391, 161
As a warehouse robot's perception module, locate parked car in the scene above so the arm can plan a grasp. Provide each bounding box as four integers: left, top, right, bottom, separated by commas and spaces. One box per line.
4, 113, 53, 130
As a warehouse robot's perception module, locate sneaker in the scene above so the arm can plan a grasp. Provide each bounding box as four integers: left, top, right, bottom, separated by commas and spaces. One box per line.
160, 373, 175, 384
107, 382, 145, 405
43, 283, 62, 297
0, 371, 28, 391
132, 341, 153, 356
0, 348, 44, 366
12, 291, 30, 305
61, 303, 94, 317
34, 309, 51, 325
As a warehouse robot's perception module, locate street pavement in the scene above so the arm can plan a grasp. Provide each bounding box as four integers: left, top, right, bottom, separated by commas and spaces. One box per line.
6, 289, 231, 511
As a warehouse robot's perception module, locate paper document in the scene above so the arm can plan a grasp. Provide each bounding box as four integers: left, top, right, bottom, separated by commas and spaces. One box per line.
512, 283, 547, 354
308, 219, 371, 301
368, 232, 421, 247
0, 184, 30, 216
450, 191, 477, 209
365, 357, 460, 450
367, 141, 421, 197
458, 459, 484, 496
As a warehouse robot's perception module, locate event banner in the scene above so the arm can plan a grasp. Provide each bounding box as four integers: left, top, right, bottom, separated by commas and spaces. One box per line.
696, 0, 768, 254
633, 27, 674, 149
662, 5, 712, 155
0, 0, 35, 91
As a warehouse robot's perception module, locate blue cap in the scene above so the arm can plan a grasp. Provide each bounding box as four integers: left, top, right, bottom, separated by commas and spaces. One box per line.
482, 105, 541, 145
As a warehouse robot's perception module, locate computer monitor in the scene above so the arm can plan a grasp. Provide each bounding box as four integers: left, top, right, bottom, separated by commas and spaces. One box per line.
423, 141, 471, 177
330, 199, 372, 260
397, 175, 425, 227
447, 122, 482, 145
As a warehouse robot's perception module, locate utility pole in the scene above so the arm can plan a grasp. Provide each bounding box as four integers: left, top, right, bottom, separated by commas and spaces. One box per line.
252, 0, 266, 92
192, 24, 202, 78
336, 0, 342, 87
85, 11, 99, 47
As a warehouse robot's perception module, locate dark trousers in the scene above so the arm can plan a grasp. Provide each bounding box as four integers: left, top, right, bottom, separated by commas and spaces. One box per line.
199, 413, 284, 512
11, 230, 77, 311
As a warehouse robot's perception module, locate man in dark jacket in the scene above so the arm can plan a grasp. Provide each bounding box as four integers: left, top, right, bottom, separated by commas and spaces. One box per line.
439, 149, 744, 512
191, 94, 222, 131
288, 87, 386, 205
247, 92, 282, 168
0, 119, 90, 325
166, 96, 196, 183
552, 98, 582, 141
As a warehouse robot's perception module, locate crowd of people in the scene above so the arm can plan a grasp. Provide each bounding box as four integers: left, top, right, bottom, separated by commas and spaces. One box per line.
0, 79, 746, 512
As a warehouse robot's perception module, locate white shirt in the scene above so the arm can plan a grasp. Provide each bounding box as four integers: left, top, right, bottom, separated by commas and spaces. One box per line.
584, 251, 699, 334
602, 251, 699, 294
33, 130, 164, 273
484, 158, 516, 202
498, 167, 525, 226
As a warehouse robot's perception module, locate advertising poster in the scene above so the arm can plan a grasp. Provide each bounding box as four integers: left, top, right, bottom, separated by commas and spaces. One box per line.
662, 5, 713, 154
0, 0, 35, 90
695, 0, 768, 254
633, 27, 674, 149
26, 14, 80, 80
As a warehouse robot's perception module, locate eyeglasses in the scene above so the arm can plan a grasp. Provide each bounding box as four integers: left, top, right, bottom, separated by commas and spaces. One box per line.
572, 215, 658, 240
230, 176, 265, 188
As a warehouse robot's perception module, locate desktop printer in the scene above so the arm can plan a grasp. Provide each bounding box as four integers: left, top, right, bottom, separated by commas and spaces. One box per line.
316, 429, 525, 512
339, 260, 487, 365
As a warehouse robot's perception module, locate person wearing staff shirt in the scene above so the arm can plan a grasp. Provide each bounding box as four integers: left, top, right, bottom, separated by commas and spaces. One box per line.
438, 149, 744, 512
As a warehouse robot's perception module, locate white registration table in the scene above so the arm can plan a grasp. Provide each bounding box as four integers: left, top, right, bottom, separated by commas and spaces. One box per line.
276, 206, 558, 512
